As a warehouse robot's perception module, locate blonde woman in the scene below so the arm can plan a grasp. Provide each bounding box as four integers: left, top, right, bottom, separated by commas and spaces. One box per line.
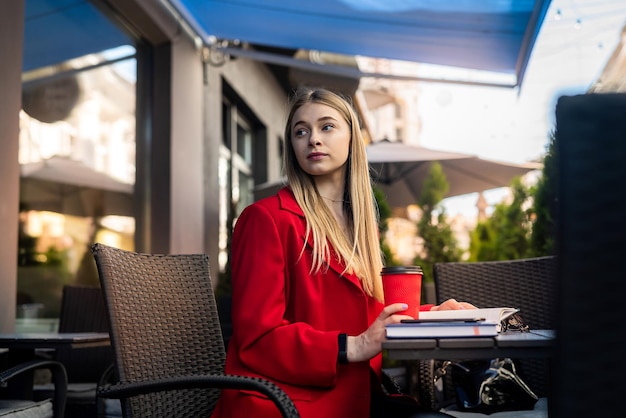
211, 88, 469, 418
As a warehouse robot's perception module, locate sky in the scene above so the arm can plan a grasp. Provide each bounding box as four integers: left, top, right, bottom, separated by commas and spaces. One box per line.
415, 0, 626, 219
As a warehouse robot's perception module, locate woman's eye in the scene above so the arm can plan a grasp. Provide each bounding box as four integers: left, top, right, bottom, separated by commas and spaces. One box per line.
294, 128, 307, 137
322, 124, 334, 131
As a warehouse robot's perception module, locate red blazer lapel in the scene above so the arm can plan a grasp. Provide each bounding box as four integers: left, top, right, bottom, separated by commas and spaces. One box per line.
277, 187, 364, 290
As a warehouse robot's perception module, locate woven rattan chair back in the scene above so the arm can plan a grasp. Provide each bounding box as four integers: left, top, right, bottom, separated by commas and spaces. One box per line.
57, 285, 113, 383
59, 285, 109, 333
434, 256, 557, 330
91, 243, 226, 417
433, 256, 556, 397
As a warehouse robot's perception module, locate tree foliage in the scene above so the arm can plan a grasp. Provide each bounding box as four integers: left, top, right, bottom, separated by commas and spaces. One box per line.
529, 131, 557, 256
469, 131, 558, 261
377, 131, 559, 274
468, 178, 532, 261
413, 162, 462, 282
374, 186, 399, 266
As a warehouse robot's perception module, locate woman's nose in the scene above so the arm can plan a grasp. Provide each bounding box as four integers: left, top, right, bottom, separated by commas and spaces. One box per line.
309, 130, 321, 146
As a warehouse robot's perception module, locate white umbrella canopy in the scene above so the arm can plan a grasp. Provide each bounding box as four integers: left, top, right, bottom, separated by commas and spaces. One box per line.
252, 141, 542, 207
20, 156, 134, 217
367, 140, 542, 207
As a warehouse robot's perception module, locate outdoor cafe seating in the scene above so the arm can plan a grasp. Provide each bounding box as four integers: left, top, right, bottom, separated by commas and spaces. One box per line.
33, 285, 115, 417
1, 285, 115, 418
3, 245, 556, 418
0, 358, 67, 418
415, 256, 556, 417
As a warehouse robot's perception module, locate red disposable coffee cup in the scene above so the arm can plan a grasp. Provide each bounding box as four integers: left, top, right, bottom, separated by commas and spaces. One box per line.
381, 266, 423, 319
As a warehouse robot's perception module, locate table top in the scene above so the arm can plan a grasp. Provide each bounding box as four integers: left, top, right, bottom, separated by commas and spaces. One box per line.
0, 332, 110, 350
383, 329, 554, 360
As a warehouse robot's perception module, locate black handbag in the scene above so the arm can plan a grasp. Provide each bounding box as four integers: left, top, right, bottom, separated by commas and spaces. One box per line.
447, 358, 538, 414
418, 313, 538, 414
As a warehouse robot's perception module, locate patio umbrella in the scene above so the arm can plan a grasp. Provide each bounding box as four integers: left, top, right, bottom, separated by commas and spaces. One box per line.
20, 156, 133, 217
254, 141, 541, 207
367, 140, 541, 207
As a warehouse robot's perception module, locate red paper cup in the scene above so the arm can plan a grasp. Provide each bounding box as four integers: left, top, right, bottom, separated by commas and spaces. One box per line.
382, 266, 423, 319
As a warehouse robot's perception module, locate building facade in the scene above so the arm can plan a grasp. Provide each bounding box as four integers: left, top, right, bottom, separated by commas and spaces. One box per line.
1, 0, 340, 331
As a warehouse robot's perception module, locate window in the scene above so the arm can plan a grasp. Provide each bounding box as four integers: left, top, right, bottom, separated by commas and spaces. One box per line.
18, 46, 136, 329
218, 97, 257, 273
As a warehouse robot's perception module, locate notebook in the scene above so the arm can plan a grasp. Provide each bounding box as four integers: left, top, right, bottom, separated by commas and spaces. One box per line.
385, 318, 499, 339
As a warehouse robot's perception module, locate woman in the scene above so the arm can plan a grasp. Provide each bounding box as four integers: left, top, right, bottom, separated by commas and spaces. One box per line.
211, 88, 472, 418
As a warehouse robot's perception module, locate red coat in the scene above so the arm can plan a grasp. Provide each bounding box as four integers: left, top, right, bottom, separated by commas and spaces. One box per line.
211, 187, 384, 418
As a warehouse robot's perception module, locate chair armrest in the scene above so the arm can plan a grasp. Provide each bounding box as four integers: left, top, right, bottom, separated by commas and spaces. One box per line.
95, 362, 117, 417
98, 374, 300, 418
0, 359, 68, 418
97, 362, 117, 387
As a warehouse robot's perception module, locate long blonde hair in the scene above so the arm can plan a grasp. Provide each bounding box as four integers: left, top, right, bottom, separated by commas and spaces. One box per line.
283, 88, 384, 301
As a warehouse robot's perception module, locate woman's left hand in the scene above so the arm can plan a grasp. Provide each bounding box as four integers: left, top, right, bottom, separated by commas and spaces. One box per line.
347, 303, 413, 363
430, 298, 477, 311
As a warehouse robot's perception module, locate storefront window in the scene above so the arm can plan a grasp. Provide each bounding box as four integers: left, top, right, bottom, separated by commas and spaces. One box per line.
18, 46, 136, 331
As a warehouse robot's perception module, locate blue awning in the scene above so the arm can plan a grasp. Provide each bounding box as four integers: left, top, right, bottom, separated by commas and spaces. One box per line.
23, 0, 132, 72
23, 0, 551, 88
170, 0, 552, 87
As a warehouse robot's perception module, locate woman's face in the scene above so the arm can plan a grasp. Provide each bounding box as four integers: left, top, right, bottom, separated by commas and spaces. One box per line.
290, 102, 351, 183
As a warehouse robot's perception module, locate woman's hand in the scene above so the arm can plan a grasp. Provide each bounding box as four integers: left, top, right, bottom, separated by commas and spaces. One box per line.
430, 298, 477, 311
346, 303, 412, 363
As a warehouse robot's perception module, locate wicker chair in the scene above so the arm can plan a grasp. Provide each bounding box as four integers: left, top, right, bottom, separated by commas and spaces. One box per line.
552, 93, 626, 417
56, 284, 113, 383
418, 256, 557, 412
0, 359, 67, 417
90, 243, 300, 418
435, 256, 557, 332
49, 285, 115, 417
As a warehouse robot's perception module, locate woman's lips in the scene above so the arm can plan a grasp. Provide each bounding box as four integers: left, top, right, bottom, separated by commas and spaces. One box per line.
308, 152, 327, 160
